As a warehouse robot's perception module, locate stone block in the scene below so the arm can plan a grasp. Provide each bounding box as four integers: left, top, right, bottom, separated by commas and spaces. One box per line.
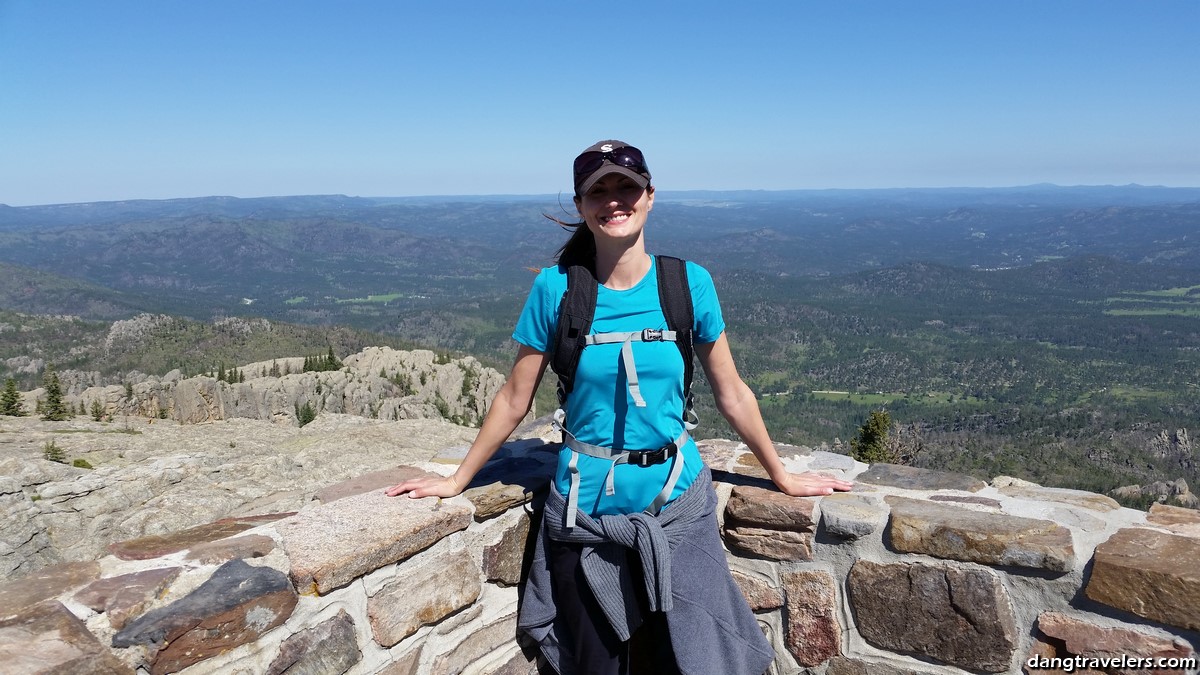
1085, 527, 1200, 631
1148, 502, 1200, 537
0, 560, 100, 620
0, 600, 133, 674
998, 484, 1120, 512
781, 569, 839, 666
464, 457, 553, 521
848, 560, 1018, 673
886, 496, 1075, 572
314, 466, 438, 503
725, 484, 817, 531
185, 533, 275, 564
819, 493, 886, 539
724, 527, 812, 561
430, 612, 518, 674
107, 512, 293, 560
112, 559, 297, 675
484, 513, 532, 586
368, 547, 481, 647
279, 489, 472, 595
730, 570, 784, 611
929, 494, 1002, 508
857, 463, 986, 492
265, 609, 360, 675
74, 566, 180, 630
1033, 611, 1194, 673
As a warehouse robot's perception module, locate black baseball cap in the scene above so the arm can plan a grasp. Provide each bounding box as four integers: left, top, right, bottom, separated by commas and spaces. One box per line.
573, 140, 652, 197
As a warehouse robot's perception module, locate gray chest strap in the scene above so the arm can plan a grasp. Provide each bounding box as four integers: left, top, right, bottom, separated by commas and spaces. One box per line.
583, 328, 677, 408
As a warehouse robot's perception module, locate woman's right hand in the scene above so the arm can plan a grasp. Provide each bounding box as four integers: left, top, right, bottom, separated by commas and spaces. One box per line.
384, 474, 463, 499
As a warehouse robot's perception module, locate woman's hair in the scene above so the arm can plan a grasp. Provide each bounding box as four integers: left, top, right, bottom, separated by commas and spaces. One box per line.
548, 214, 595, 269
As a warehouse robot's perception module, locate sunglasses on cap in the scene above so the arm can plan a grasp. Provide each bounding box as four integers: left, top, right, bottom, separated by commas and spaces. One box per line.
572, 145, 649, 179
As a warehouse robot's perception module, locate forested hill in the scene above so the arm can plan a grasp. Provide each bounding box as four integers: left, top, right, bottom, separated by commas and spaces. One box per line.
1, 186, 1198, 503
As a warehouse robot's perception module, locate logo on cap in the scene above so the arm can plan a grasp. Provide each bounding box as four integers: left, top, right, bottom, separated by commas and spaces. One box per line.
600, 144, 613, 152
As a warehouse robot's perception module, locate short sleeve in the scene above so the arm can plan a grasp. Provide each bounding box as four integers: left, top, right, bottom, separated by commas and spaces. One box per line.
512, 267, 562, 352
686, 261, 725, 344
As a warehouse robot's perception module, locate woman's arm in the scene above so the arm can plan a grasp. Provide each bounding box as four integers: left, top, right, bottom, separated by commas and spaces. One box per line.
385, 344, 551, 499
697, 334, 853, 497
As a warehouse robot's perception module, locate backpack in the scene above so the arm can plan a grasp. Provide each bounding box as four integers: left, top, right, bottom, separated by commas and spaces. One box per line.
549, 255, 697, 425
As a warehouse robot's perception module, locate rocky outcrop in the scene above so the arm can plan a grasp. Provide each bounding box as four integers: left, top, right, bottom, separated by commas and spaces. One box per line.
1111, 477, 1199, 509
28, 346, 504, 428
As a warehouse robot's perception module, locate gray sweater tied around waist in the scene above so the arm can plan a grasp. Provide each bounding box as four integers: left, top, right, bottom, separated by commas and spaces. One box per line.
517, 465, 775, 675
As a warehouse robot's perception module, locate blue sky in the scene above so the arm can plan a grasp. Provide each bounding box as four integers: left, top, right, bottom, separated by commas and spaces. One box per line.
1, 1, 1196, 205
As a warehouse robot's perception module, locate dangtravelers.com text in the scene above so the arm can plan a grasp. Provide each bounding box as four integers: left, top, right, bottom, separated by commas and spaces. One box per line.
1026, 654, 1198, 672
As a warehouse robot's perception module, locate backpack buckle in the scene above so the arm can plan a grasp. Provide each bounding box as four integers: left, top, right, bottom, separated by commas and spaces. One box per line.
642, 328, 664, 342
632, 441, 677, 467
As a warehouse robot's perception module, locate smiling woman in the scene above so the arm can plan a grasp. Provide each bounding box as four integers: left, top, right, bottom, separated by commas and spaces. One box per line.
385, 140, 851, 674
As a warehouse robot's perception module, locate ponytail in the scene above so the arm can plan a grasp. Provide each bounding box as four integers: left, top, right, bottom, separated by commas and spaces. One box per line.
545, 214, 596, 271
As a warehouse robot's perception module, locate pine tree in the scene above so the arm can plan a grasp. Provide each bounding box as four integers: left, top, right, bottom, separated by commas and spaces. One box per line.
90, 399, 105, 422
1, 378, 25, 416
326, 346, 341, 370
850, 410, 893, 464
41, 368, 72, 422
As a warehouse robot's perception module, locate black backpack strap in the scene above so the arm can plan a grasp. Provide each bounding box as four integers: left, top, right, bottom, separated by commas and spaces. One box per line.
655, 255, 695, 401
550, 263, 598, 399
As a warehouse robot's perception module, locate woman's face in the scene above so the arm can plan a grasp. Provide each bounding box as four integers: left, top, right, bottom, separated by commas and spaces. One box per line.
574, 173, 655, 246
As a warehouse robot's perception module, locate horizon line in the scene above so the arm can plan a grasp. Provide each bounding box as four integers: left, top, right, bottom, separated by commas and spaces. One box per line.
6, 182, 1200, 209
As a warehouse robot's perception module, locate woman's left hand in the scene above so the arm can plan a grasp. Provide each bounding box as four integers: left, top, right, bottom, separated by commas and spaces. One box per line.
773, 471, 854, 497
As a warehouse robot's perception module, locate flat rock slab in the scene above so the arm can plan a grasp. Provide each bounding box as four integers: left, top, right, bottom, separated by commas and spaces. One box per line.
1085, 527, 1200, 631
74, 566, 181, 630
107, 512, 294, 561
724, 527, 813, 561
185, 533, 276, 564
1148, 503, 1200, 537
314, 466, 438, 504
279, 488, 472, 595
1036, 611, 1194, 665
929, 494, 1002, 508
724, 484, 817, 531
430, 612, 518, 674
887, 496, 1075, 572
464, 456, 554, 521
819, 493, 886, 540
0, 560, 100, 619
368, 547, 481, 647
848, 560, 1017, 673
998, 484, 1120, 512
265, 609, 361, 675
781, 569, 840, 666
113, 559, 297, 675
730, 570, 784, 612
695, 439, 745, 471
809, 450, 857, 471
0, 600, 133, 674
733, 453, 771, 479
857, 463, 986, 492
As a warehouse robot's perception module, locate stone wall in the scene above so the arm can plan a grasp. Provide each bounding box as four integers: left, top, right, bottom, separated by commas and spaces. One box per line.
3, 434, 1199, 674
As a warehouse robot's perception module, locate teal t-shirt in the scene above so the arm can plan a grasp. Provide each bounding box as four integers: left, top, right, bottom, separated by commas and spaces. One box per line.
512, 257, 725, 516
